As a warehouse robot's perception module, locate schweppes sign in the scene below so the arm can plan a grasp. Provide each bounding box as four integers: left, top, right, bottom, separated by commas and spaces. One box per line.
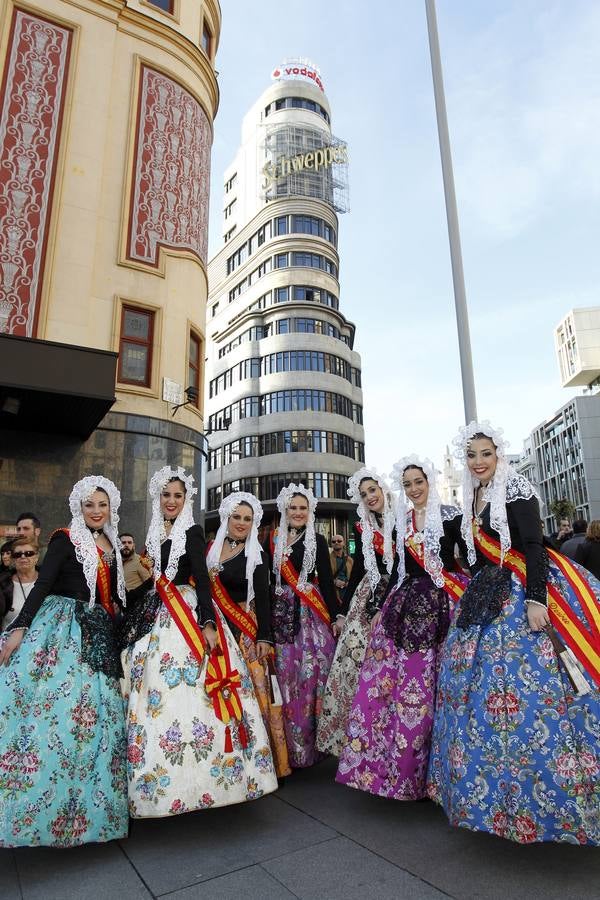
262, 144, 349, 190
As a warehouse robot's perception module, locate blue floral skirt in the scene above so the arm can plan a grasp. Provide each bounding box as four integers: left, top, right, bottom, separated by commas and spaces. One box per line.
0, 595, 128, 847
427, 567, 600, 844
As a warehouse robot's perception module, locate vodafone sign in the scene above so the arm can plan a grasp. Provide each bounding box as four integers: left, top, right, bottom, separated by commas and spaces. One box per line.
271, 61, 325, 93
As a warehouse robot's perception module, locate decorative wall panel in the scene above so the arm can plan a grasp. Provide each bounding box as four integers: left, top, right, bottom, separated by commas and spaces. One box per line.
0, 9, 72, 336
127, 66, 211, 269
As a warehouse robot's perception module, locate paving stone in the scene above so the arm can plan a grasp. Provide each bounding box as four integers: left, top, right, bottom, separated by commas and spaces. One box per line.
159, 863, 297, 899
263, 835, 449, 899
122, 793, 336, 896
12, 842, 151, 900
0, 850, 22, 900
280, 760, 600, 900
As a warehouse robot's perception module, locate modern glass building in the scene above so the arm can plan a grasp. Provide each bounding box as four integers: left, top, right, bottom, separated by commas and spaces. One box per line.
206, 60, 364, 537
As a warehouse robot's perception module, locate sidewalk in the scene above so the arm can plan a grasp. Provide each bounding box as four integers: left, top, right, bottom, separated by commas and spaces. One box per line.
3, 759, 598, 899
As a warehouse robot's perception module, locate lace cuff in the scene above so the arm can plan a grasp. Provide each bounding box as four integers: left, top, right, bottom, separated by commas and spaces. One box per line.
525, 598, 548, 609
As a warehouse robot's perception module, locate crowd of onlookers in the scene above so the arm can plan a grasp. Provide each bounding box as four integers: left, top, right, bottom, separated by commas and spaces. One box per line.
2, 511, 600, 632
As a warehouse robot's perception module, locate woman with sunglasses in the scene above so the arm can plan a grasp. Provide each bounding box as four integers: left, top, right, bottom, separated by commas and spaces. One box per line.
0, 537, 39, 629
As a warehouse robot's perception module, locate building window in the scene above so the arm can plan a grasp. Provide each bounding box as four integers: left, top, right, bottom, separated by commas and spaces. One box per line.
188, 332, 202, 408
201, 21, 213, 57
274, 253, 288, 269
118, 305, 154, 386
146, 0, 173, 12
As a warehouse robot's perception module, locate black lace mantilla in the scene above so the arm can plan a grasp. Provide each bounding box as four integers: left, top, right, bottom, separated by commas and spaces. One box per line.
381, 574, 450, 653
456, 566, 512, 630
271, 589, 300, 644
365, 573, 391, 621
75, 603, 121, 679
118, 587, 161, 650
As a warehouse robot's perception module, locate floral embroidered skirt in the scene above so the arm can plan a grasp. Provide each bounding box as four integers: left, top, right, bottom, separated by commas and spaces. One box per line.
427, 566, 600, 844
272, 585, 336, 768
317, 574, 388, 757
336, 575, 449, 800
121, 585, 277, 817
238, 620, 291, 778
0, 595, 128, 847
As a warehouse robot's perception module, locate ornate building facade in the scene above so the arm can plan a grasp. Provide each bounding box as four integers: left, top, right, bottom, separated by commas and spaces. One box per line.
206, 61, 364, 538
0, 0, 220, 538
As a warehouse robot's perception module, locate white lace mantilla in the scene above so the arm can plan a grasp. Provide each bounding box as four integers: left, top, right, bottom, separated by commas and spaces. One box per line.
347, 467, 396, 592
273, 483, 317, 595
146, 466, 197, 583
206, 491, 264, 609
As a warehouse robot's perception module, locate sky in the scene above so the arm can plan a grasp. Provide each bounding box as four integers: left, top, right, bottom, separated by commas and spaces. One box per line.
208, 0, 600, 474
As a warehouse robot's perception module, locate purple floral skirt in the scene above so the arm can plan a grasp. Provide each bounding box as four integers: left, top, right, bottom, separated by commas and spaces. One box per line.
273, 586, 335, 768
336, 575, 449, 800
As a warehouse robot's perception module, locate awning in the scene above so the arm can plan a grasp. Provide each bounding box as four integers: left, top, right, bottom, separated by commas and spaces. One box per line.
0, 334, 117, 439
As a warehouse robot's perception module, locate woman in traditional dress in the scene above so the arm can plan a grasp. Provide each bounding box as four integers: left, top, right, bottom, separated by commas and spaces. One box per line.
427, 421, 600, 844
336, 456, 464, 800
316, 468, 396, 757
264, 483, 338, 768
120, 467, 277, 818
0, 476, 128, 847
206, 492, 290, 778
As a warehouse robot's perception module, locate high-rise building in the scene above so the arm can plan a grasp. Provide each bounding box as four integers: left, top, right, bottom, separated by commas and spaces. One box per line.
0, 0, 220, 536
555, 307, 600, 390
205, 60, 364, 538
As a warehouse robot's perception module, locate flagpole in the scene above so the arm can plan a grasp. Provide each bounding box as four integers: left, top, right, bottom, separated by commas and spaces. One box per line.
425, 0, 477, 423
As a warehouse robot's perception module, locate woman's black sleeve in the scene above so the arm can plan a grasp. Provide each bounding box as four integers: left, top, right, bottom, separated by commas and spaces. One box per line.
510, 498, 549, 604
339, 526, 365, 615
315, 533, 339, 619
186, 525, 215, 626
9, 532, 72, 630
441, 514, 463, 571
253, 553, 272, 642
381, 552, 400, 602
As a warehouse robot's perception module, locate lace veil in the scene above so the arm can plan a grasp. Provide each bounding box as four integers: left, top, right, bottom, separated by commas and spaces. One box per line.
347, 467, 396, 592
454, 420, 538, 565
206, 491, 264, 609
392, 455, 459, 588
68, 475, 126, 608
273, 482, 317, 595
146, 466, 197, 583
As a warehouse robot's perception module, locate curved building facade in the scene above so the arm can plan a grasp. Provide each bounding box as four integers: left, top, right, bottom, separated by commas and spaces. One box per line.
0, 0, 220, 539
206, 61, 364, 537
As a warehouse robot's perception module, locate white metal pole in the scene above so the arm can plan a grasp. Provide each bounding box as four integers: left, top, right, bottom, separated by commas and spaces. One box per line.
425, 0, 478, 423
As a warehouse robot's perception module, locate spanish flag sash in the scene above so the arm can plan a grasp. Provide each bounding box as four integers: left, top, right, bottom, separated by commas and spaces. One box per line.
208, 571, 258, 642
405, 536, 466, 606
474, 526, 600, 687
156, 573, 206, 665
204, 612, 248, 751
355, 523, 396, 558
54, 528, 114, 619
270, 530, 331, 626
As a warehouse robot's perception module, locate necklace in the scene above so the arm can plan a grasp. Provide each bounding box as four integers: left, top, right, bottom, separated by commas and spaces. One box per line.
87, 526, 102, 540
225, 535, 245, 550
288, 525, 305, 538
164, 517, 177, 526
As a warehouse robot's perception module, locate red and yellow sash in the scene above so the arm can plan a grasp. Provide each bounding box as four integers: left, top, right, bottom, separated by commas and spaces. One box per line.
474, 526, 600, 687
355, 523, 396, 558
156, 573, 207, 664
270, 530, 331, 626
209, 571, 258, 643
405, 536, 466, 605
204, 613, 248, 751
54, 528, 114, 619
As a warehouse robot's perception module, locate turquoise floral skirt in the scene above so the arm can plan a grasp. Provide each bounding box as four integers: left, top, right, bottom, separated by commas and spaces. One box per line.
427, 568, 600, 844
0, 595, 128, 847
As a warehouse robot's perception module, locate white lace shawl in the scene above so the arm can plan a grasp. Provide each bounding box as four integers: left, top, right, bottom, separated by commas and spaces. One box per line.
146, 466, 197, 583
347, 467, 396, 592
206, 491, 264, 609
454, 420, 538, 565
273, 482, 318, 595
68, 475, 126, 608
391, 455, 459, 588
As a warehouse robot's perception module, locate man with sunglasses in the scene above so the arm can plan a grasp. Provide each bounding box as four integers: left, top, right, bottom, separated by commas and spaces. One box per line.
0, 536, 39, 629
329, 534, 353, 606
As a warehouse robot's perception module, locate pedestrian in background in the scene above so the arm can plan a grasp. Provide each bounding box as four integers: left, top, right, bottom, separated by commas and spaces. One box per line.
0, 536, 39, 629
329, 534, 353, 605
576, 520, 600, 580
559, 518, 588, 560
119, 531, 152, 604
